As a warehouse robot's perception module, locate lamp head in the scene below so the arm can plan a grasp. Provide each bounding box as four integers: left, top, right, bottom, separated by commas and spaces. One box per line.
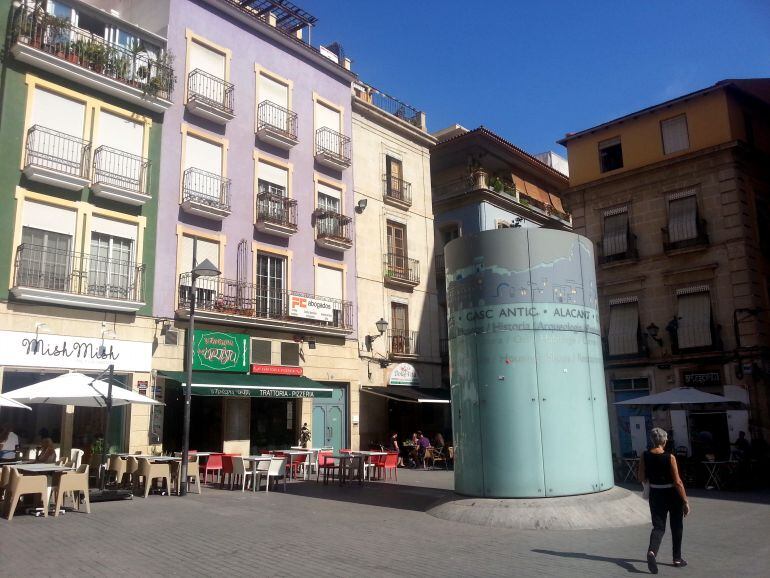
192, 258, 221, 278
375, 317, 388, 335
355, 198, 368, 214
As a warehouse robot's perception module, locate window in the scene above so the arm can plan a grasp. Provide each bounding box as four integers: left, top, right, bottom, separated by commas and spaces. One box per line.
97, 111, 143, 156
611, 377, 650, 392
440, 225, 459, 247
179, 236, 219, 307
607, 298, 640, 356
317, 182, 341, 214
391, 302, 410, 354
314, 101, 341, 134
315, 264, 343, 325
184, 134, 224, 200
599, 137, 623, 173
280, 342, 300, 366
32, 88, 85, 138
661, 115, 689, 155
19, 227, 72, 291
187, 40, 227, 105
602, 206, 629, 258
667, 190, 699, 244
386, 221, 407, 257
251, 339, 271, 364
258, 73, 291, 132
314, 101, 343, 156
88, 233, 133, 299
386, 156, 403, 196
256, 253, 285, 318
676, 286, 713, 349
257, 161, 287, 197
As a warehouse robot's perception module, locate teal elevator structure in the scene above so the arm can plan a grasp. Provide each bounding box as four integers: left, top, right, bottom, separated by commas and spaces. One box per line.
445, 228, 614, 498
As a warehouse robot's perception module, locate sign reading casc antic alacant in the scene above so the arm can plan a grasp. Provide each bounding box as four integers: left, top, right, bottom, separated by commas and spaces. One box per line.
192, 330, 248, 373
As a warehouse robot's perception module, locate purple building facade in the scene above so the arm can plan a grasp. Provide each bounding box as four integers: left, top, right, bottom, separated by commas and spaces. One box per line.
153, 0, 360, 453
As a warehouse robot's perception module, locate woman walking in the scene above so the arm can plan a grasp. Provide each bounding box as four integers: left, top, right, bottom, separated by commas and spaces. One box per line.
638, 427, 690, 574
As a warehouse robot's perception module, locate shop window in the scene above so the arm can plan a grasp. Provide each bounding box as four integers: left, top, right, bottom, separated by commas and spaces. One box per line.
251, 339, 271, 364
599, 137, 623, 173
607, 298, 640, 356
661, 114, 690, 155
280, 342, 299, 366
676, 286, 713, 349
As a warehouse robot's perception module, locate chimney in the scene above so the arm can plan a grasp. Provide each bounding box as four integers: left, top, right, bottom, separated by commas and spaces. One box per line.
268, 12, 277, 27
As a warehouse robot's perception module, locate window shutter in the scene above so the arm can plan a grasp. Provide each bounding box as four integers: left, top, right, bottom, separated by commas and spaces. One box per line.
661, 115, 689, 155
602, 207, 629, 256
188, 41, 225, 79
607, 300, 639, 356
259, 74, 289, 108
315, 265, 343, 307
667, 194, 698, 243
676, 289, 712, 348
32, 88, 85, 138
22, 200, 77, 237
314, 102, 341, 133
98, 111, 143, 156
184, 135, 223, 176
258, 161, 288, 190
180, 236, 220, 284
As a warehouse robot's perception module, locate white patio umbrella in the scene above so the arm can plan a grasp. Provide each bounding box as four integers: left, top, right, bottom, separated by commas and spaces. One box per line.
0, 393, 32, 410
614, 387, 734, 406
4, 373, 161, 407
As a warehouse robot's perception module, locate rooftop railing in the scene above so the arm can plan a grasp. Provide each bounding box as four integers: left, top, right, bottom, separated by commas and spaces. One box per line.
14, 244, 144, 302
366, 86, 423, 128
188, 69, 234, 115
25, 125, 90, 179
11, 6, 174, 100
178, 273, 353, 330
93, 145, 149, 195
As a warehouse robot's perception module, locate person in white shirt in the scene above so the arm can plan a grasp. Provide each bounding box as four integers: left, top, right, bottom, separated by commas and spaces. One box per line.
0, 425, 20, 459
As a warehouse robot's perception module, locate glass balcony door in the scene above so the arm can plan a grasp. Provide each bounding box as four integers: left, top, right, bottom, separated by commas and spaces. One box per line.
88, 233, 134, 299
256, 253, 285, 318
20, 227, 72, 291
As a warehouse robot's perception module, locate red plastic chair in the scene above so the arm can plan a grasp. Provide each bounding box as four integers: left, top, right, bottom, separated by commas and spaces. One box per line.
220, 453, 241, 489
200, 453, 223, 484
382, 451, 399, 481
371, 453, 388, 480
316, 451, 339, 483
287, 453, 307, 479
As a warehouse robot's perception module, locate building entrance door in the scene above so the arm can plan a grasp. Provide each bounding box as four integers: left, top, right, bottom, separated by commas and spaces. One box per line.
312, 383, 347, 451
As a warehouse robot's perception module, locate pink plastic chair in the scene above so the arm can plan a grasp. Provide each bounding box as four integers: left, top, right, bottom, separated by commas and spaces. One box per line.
382, 451, 399, 481
200, 453, 223, 484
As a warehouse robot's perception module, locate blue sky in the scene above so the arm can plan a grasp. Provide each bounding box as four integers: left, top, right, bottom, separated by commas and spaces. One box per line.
309, 0, 770, 156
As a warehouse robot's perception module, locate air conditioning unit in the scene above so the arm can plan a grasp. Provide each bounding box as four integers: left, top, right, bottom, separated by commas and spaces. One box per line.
161, 322, 179, 346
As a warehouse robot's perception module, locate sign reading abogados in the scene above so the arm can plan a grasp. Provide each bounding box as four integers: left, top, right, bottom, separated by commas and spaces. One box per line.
192, 330, 248, 372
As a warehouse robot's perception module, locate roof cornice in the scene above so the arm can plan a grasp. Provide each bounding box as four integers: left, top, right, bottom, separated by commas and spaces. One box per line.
352, 96, 436, 148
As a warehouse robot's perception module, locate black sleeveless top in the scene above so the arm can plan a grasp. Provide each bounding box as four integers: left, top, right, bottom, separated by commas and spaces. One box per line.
644, 451, 673, 485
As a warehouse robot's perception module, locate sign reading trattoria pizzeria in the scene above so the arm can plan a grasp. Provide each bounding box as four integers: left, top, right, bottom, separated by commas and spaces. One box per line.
389, 363, 421, 386
192, 330, 249, 373
288, 293, 335, 322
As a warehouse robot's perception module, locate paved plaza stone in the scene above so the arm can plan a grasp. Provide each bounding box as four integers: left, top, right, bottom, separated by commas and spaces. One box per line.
0, 470, 768, 577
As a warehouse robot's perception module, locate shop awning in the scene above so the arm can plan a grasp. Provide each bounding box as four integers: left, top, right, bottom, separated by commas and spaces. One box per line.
159, 371, 333, 399
361, 386, 450, 404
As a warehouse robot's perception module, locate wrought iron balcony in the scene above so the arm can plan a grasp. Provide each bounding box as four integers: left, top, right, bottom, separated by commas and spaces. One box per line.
10, 5, 174, 111
186, 69, 235, 124
92, 146, 149, 205
662, 219, 709, 252
315, 127, 351, 170
435, 254, 446, 282
439, 338, 449, 361
383, 174, 412, 207
315, 210, 353, 251
598, 233, 639, 265
24, 125, 90, 190
177, 273, 353, 335
257, 100, 298, 149
388, 329, 419, 357
12, 244, 145, 311
256, 190, 298, 237
383, 253, 420, 287
181, 168, 232, 220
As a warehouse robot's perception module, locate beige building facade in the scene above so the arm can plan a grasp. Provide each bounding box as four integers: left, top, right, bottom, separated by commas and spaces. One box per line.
559, 79, 770, 458
351, 83, 447, 448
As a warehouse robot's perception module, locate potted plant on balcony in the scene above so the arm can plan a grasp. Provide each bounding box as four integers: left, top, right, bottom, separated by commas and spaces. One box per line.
469, 158, 487, 190
48, 16, 71, 59
87, 42, 108, 73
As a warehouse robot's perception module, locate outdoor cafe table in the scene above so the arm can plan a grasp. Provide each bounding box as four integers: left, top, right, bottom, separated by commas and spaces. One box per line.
622, 457, 640, 482
275, 450, 312, 480
324, 454, 364, 486
244, 456, 272, 491
351, 451, 387, 480
14, 463, 74, 515
702, 460, 737, 490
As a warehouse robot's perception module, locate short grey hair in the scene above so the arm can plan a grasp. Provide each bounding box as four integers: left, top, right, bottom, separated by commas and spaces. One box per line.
650, 427, 668, 448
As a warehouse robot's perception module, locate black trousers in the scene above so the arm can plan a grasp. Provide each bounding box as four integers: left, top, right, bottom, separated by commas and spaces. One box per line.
648, 488, 684, 560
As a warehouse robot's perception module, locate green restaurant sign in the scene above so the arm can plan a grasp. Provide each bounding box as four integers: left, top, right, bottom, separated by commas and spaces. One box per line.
192, 330, 249, 373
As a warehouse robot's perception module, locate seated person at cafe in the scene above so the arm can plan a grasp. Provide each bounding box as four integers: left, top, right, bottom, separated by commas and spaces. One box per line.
36, 437, 57, 463
0, 425, 20, 460
433, 432, 445, 451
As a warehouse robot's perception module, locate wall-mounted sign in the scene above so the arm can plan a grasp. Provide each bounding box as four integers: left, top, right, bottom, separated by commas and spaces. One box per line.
137, 380, 148, 396
251, 364, 304, 376
683, 371, 721, 386
192, 384, 332, 398
0, 330, 152, 372
289, 294, 335, 322
192, 330, 248, 373
389, 363, 420, 386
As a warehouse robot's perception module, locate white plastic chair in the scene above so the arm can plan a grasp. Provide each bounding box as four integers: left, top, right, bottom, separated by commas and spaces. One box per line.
229, 457, 254, 492
70, 449, 84, 470
256, 457, 286, 493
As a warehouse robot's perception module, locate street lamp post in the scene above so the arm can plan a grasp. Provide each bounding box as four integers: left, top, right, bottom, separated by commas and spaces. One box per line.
179, 240, 220, 496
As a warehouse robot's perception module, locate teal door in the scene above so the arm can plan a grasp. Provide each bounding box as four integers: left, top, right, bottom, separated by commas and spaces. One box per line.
312, 384, 347, 451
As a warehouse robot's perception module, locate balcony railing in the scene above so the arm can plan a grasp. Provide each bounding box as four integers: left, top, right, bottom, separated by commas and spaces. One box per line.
93, 145, 149, 196
11, 6, 174, 101
258, 100, 298, 141
315, 127, 351, 166
187, 69, 234, 115
598, 233, 638, 265
384, 253, 420, 285
383, 174, 412, 206
439, 337, 449, 360
25, 124, 90, 179
13, 244, 144, 302
662, 219, 709, 252
183, 168, 231, 212
368, 87, 423, 128
257, 191, 298, 230
178, 274, 353, 330
315, 211, 352, 243
389, 329, 419, 356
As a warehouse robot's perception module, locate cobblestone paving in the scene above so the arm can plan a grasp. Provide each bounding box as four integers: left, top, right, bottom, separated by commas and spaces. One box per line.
0, 470, 768, 577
